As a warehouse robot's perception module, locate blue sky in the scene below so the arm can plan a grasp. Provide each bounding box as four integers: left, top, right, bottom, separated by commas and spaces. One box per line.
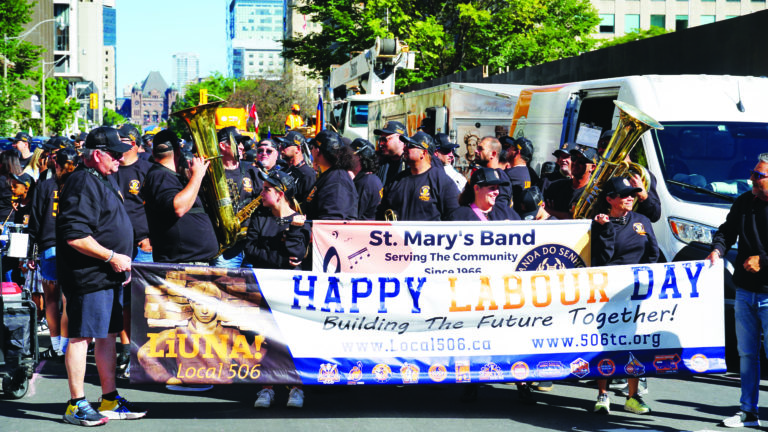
116, 0, 227, 94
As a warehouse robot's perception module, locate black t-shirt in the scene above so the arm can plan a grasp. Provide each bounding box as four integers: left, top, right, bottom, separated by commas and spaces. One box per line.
305, 167, 358, 220
244, 212, 311, 269
28, 177, 59, 250
376, 156, 406, 187
286, 160, 317, 205
378, 165, 460, 221
224, 164, 259, 212
544, 178, 583, 216
56, 167, 133, 294
141, 163, 218, 263
538, 169, 569, 195
489, 168, 516, 220
115, 158, 153, 243
0, 175, 13, 222
354, 171, 383, 221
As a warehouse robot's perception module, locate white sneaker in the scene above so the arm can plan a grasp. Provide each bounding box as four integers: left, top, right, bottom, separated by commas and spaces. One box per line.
254, 388, 275, 408
286, 387, 304, 408
722, 411, 760, 428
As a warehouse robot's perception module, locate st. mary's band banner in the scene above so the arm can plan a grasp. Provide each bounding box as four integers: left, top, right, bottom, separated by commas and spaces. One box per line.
130, 260, 725, 385
311, 220, 592, 274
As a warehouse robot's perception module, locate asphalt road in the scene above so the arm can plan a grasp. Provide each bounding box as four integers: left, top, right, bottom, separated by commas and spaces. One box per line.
1, 351, 766, 432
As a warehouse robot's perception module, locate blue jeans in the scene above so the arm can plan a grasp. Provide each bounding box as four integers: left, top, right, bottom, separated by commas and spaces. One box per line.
133, 247, 153, 263
734, 287, 768, 413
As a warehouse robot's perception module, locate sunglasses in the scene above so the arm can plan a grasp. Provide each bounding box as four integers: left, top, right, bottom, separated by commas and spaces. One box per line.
257, 148, 275, 155
750, 170, 768, 181
101, 149, 123, 160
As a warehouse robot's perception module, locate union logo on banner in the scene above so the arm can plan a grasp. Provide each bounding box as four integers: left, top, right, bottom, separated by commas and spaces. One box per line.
372, 364, 392, 383
479, 362, 505, 381
570, 358, 590, 378
624, 353, 646, 377
597, 358, 616, 376
428, 364, 448, 382
515, 244, 586, 271
400, 363, 420, 384
455, 361, 472, 383
347, 361, 364, 384
511, 361, 530, 380
317, 363, 340, 384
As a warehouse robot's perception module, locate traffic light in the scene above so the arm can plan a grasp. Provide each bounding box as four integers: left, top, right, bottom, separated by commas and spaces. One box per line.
89, 93, 98, 109
200, 89, 208, 105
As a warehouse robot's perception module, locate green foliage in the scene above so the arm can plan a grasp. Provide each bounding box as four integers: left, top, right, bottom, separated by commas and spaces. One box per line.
21, 77, 80, 135
0, 0, 44, 135
102, 107, 126, 127
283, 0, 600, 89
598, 26, 671, 49
170, 72, 318, 139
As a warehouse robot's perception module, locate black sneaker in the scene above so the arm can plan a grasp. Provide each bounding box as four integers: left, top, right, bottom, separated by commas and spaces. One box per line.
40, 346, 64, 362
63, 399, 109, 426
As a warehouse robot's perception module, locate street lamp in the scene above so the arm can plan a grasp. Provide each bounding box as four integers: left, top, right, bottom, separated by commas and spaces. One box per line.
40, 57, 67, 137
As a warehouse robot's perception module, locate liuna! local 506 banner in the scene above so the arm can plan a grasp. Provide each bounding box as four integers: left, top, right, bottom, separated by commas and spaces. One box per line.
130, 260, 725, 385
311, 220, 592, 274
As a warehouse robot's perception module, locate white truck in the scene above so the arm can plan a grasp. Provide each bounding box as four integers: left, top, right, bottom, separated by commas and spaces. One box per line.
507, 75, 768, 364
367, 82, 528, 169
327, 38, 415, 141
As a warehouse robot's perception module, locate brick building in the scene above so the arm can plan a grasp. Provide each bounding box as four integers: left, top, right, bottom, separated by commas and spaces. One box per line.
130, 71, 178, 128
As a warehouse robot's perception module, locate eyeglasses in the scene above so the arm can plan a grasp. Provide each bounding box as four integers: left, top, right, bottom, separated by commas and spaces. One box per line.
257, 148, 275, 155
750, 170, 768, 181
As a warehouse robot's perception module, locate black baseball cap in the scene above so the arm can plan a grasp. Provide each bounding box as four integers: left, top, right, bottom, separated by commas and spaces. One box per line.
499, 135, 516, 149
152, 129, 180, 155
14, 132, 30, 143
11, 173, 34, 189
435, 133, 459, 154
259, 169, 296, 199
43, 136, 70, 151
514, 137, 534, 162
470, 167, 510, 187
604, 176, 642, 198
569, 145, 598, 164
400, 131, 433, 151
313, 130, 344, 153
373, 121, 407, 136
257, 137, 280, 151
117, 124, 141, 143
85, 127, 132, 153
553, 142, 575, 157
217, 126, 242, 143
350, 138, 375, 158
277, 130, 306, 149
518, 186, 544, 220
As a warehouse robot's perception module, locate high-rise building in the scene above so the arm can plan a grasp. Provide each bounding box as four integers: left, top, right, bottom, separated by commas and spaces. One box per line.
226, 0, 285, 80
103, 0, 116, 110
593, 0, 766, 39
284, 0, 322, 99
172, 52, 200, 96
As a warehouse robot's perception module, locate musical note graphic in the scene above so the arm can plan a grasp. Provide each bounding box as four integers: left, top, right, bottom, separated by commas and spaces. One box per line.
347, 247, 371, 269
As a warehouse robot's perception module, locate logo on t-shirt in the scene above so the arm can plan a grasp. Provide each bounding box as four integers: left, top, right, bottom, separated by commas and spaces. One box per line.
129, 179, 140, 195
242, 177, 253, 193
418, 185, 431, 202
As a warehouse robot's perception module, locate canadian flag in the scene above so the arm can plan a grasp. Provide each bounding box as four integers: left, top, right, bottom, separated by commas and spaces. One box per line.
247, 103, 259, 134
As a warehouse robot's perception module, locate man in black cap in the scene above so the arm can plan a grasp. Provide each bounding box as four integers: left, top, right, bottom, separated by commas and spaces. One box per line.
140, 134, 153, 159
252, 137, 282, 197
544, 145, 597, 219
373, 120, 407, 187
278, 130, 316, 206
57, 126, 146, 426
39, 136, 71, 181
378, 132, 459, 221
13, 132, 33, 169
434, 133, 467, 193
141, 129, 218, 265
538, 142, 574, 194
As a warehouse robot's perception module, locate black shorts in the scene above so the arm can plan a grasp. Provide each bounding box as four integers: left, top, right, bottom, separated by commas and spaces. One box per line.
66, 286, 123, 339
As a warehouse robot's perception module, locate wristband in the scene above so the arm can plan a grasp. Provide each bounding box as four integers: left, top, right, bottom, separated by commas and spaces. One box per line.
105, 250, 115, 263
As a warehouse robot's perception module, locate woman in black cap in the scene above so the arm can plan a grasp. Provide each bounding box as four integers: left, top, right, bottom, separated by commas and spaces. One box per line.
450, 167, 520, 221
244, 170, 310, 269
305, 130, 358, 220
591, 176, 659, 416
244, 169, 309, 409
350, 138, 382, 220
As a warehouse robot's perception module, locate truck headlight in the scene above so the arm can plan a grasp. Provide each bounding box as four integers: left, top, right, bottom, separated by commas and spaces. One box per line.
668, 218, 717, 244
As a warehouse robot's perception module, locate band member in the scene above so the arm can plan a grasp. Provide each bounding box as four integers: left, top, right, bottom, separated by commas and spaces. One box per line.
378, 132, 459, 221
450, 167, 517, 221
305, 130, 358, 220
278, 130, 316, 206
475, 136, 516, 219
538, 142, 574, 194
350, 138, 382, 220
373, 121, 407, 187
591, 176, 659, 415
141, 130, 218, 264
544, 145, 598, 219
434, 133, 466, 193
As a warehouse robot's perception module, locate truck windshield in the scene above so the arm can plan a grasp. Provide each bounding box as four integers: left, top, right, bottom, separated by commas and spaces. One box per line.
651, 122, 768, 205
349, 102, 369, 127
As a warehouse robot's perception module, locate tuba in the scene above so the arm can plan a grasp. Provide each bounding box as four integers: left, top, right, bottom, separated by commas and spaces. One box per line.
172, 101, 249, 257
572, 100, 663, 219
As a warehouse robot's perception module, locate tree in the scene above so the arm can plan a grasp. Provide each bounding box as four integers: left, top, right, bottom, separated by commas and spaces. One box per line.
20, 77, 80, 135
282, 0, 600, 89
102, 107, 126, 127
598, 26, 671, 49
0, 0, 44, 135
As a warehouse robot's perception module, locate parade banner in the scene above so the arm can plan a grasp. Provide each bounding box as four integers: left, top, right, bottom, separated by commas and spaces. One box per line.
311, 220, 593, 274
131, 260, 726, 385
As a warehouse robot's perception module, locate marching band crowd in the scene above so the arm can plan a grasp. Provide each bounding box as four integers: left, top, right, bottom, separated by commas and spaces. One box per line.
2, 115, 767, 429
